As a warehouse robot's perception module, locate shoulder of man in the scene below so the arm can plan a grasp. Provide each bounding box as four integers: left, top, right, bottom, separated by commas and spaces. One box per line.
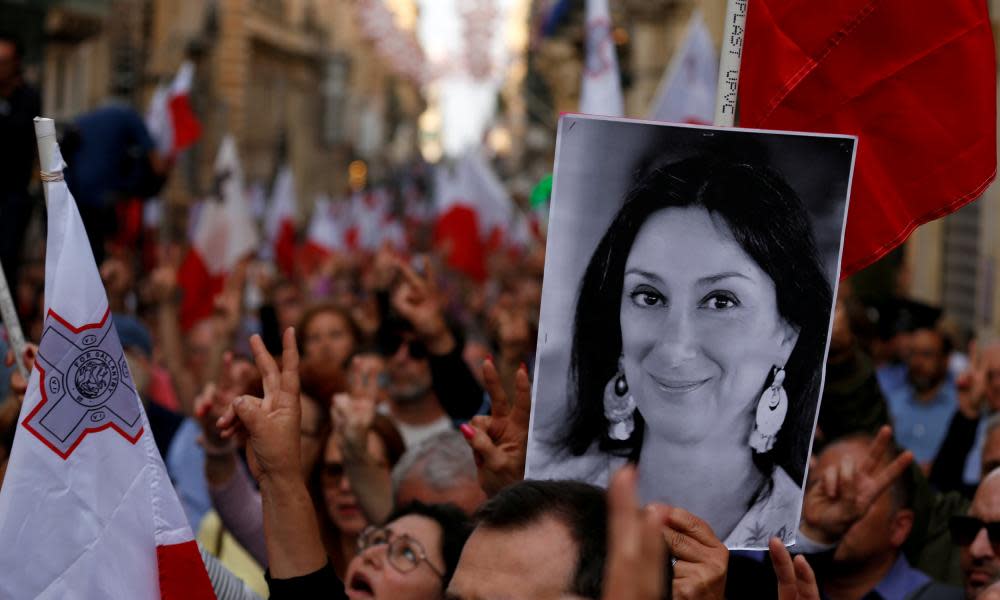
904, 580, 965, 600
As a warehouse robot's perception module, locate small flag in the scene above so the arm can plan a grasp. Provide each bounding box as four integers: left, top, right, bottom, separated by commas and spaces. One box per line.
647, 10, 717, 125
177, 135, 258, 330
264, 165, 298, 278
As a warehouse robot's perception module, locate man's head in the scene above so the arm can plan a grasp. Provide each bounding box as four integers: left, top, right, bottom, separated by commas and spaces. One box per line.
907, 328, 951, 393
380, 323, 433, 405
958, 469, 1000, 598
446, 480, 607, 600
0, 33, 23, 87
115, 314, 153, 394
821, 436, 915, 570
392, 431, 487, 515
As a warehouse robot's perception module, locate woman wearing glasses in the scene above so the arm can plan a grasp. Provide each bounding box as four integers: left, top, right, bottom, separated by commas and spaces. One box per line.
343, 502, 472, 599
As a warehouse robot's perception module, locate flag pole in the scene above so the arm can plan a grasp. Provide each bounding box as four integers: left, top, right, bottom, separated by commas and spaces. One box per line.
0, 265, 27, 380
713, 0, 749, 126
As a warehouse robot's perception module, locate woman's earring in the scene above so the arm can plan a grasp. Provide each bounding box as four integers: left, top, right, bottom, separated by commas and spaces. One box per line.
749, 366, 788, 453
604, 361, 636, 441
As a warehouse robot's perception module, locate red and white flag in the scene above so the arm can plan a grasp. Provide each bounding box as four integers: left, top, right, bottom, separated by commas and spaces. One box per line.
298, 194, 346, 274
0, 119, 215, 599
648, 10, 717, 125
264, 165, 298, 278
433, 151, 514, 280
177, 135, 259, 330
145, 61, 202, 156
579, 0, 624, 116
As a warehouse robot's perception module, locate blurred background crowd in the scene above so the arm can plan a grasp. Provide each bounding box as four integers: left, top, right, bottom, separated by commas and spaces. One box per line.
2, 1, 1000, 599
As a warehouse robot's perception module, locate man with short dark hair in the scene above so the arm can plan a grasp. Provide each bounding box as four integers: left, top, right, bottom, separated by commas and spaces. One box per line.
886, 327, 958, 469
445, 480, 608, 600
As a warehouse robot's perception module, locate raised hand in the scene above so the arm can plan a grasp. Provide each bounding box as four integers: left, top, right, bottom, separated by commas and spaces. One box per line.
957, 341, 987, 419
333, 355, 382, 454
603, 466, 666, 600
770, 537, 820, 600
460, 358, 531, 496
390, 258, 454, 354
217, 329, 302, 483
650, 505, 728, 600
800, 425, 913, 544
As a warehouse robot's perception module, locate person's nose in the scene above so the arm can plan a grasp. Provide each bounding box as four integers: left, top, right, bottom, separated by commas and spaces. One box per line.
970, 527, 996, 559
362, 543, 388, 569
652, 306, 698, 368
338, 472, 353, 493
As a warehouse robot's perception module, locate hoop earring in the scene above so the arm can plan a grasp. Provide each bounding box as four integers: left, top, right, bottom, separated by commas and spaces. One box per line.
604, 360, 636, 441
749, 366, 788, 453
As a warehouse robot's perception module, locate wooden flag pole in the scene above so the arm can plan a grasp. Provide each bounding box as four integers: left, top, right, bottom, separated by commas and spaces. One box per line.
0, 264, 27, 380
713, 0, 749, 126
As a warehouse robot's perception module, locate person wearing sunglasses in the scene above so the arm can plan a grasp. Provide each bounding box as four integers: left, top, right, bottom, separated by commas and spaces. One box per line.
344, 502, 472, 599
953, 469, 1000, 599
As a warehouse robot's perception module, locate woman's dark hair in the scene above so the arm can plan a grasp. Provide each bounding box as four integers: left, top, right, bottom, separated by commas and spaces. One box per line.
565, 155, 833, 485
385, 501, 473, 587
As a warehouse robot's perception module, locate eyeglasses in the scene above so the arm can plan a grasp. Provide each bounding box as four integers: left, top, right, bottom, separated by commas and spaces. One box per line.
949, 515, 1000, 547
357, 525, 444, 579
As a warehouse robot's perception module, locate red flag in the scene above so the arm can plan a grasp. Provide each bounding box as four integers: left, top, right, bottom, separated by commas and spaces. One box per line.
739, 0, 996, 275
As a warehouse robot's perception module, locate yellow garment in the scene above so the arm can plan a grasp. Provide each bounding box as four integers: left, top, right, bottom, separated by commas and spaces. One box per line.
197, 510, 269, 598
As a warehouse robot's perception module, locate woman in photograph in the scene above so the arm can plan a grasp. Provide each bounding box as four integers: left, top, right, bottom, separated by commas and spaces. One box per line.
563, 154, 833, 547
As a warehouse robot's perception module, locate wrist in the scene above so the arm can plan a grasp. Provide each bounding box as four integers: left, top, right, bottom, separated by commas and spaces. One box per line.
424, 325, 456, 355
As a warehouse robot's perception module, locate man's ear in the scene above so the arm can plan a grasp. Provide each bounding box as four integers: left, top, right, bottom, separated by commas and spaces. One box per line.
890, 508, 915, 548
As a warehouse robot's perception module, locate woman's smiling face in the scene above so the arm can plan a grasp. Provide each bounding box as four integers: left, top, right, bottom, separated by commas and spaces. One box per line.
619, 206, 798, 445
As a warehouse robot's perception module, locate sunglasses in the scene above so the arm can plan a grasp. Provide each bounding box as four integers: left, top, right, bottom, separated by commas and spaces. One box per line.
949, 515, 1000, 547
380, 335, 428, 360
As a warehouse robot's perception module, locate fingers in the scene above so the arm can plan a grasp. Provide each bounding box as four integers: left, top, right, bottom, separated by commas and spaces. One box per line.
837, 457, 856, 500
770, 538, 798, 600
462, 422, 502, 469
218, 352, 235, 390
605, 466, 666, 600
821, 463, 839, 499
665, 506, 723, 549
482, 358, 510, 418
394, 258, 427, 296
510, 363, 532, 428
859, 425, 893, 475
279, 327, 300, 405
230, 394, 263, 433
793, 555, 820, 600
868, 450, 914, 502
249, 334, 280, 407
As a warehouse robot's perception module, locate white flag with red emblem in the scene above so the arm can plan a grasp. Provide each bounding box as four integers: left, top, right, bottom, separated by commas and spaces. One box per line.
0, 118, 216, 599
579, 0, 624, 117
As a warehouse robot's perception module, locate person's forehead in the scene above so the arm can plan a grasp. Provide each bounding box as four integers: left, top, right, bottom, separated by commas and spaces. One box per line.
972, 476, 1000, 519
817, 438, 868, 469
626, 207, 765, 281
389, 514, 441, 548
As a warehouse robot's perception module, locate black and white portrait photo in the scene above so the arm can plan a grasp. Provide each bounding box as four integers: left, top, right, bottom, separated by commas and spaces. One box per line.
526, 115, 857, 550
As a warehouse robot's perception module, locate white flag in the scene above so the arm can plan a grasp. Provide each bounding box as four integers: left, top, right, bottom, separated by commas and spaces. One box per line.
648, 10, 718, 125
579, 0, 624, 117
0, 119, 216, 599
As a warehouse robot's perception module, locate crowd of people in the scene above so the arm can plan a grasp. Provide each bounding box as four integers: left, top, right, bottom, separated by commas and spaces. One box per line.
3, 32, 1000, 600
